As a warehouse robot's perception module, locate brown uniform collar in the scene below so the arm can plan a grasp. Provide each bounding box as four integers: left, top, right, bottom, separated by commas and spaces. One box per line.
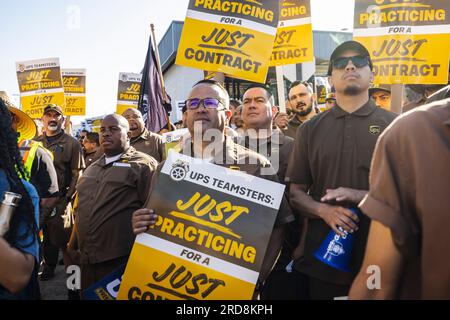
332, 98, 377, 118
133, 128, 153, 142
241, 129, 288, 146
180, 136, 240, 163
96, 146, 136, 167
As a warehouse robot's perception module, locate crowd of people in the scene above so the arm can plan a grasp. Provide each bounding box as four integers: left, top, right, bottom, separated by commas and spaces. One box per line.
0, 40, 449, 300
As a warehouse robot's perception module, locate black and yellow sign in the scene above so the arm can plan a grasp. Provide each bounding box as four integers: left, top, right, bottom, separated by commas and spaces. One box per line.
176, 0, 280, 83
354, 0, 450, 84
16, 58, 66, 119
270, 0, 314, 66
118, 151, 285, 300
116, 73, 142, 115
62, 69, 86, 116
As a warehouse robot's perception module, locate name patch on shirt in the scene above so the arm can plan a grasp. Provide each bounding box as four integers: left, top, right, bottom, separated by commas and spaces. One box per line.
113, 162, 131, 168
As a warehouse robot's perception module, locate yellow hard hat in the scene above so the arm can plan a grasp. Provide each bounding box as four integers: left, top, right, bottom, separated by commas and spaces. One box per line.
0, 91, 37, 141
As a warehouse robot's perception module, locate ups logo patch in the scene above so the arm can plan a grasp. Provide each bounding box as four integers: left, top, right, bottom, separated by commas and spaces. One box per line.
369, 125, 381, 135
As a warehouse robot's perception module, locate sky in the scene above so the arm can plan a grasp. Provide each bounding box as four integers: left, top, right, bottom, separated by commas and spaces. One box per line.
0, 0, 355, 124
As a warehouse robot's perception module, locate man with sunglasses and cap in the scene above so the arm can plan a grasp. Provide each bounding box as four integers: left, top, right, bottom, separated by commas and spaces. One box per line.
131, 79, 294, 299
35, 104, 84, 296
286, 41, 397, 299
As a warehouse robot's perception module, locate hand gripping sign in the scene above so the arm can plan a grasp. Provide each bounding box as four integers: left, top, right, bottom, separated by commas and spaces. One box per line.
118, 151, 285, 300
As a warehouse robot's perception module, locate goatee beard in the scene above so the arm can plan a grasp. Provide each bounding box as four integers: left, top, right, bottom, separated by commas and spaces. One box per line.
343, 85, 361, 96
296, 106, 312, 117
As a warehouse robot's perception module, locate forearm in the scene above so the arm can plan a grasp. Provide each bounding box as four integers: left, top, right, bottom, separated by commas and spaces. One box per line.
0, 238, 34, 293
289, 184, 326, 219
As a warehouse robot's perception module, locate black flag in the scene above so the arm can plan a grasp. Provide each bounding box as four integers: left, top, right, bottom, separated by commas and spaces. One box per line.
138, 35, 171, 133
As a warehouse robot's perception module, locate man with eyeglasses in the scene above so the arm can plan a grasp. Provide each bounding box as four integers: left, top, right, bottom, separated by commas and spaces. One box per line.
131, 79, 294, 299
122, 108, 164, 162
286, 41, 397, 299
284, 81, 319, 139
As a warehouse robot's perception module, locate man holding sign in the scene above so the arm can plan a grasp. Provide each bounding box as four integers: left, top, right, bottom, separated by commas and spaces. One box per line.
129, 80, 294, 299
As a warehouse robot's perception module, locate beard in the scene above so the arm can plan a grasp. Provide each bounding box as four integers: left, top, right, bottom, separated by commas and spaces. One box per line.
294, 105, 313, 117
343, 85, 362, 96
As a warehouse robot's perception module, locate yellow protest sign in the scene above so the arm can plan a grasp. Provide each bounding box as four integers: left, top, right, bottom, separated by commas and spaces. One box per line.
116, 73, 142, 115
16, 58, 66, 119
353, 0, 450, 84
118, 151, 286, 300
176, 0, 280, 83
270, 0, 314, 66
62, 69, 86, 116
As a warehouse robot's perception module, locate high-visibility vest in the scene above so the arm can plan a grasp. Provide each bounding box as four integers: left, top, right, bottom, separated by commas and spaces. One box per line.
18, 140, 53, 181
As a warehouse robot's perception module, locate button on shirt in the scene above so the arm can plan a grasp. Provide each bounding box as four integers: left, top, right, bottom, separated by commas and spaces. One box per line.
76, 147, 157, 264
286, 100, 397, 285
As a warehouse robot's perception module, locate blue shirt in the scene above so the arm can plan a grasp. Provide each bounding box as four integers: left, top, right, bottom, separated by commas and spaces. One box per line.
0, 169, 39, 261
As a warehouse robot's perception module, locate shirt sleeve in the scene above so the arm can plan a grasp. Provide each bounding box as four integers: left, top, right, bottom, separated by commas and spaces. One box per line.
31, 147, 59, 198
359, 121, 418, 257
71, 139, 86, 171
137, 158, 158, 205
285, 122, 313, 186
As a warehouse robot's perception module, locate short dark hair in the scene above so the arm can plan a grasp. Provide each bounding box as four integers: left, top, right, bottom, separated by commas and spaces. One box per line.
243, 84, 274, 102
192, 79, 230, 109
229, 99, 241, 109
288, 81, 314, 97
85, 132, 99, 146
81, 129, 89, 134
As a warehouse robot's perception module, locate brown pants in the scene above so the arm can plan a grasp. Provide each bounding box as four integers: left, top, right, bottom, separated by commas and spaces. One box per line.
81, 256, 128, 293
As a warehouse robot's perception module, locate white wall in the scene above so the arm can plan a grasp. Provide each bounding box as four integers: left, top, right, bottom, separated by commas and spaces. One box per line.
164, 65, 204, 123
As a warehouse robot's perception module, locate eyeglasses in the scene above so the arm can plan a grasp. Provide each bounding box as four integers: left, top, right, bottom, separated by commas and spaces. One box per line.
332, 55, 369, 70
185, 98, 225, 110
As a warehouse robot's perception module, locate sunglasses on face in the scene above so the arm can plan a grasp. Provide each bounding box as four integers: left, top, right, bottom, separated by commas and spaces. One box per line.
185, 98, 225, 110
332, 55, 369, 70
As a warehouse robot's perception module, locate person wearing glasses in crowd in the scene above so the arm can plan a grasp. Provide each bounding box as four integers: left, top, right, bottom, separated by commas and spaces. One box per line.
286, 41, 397, 299
130, 80, 294, 299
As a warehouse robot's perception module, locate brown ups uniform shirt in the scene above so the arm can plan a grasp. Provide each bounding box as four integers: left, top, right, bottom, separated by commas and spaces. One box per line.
284, 117, 302, 140
76, 147, 157, 265
147, 138, 294, 228
131, 128, 164, 162
359, 99, 450, 299
36, 131, 85, 197
286, 100, 397, 285
237, 129, 295, 183
84, 148, 103, 168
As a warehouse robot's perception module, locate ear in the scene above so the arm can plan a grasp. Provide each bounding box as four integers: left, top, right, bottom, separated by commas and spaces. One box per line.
327, 76, 333, 89
224, 109, 232, 120
311, 92, 317, 103
271, 106, 278, 119
369, 71, 374, 84
127, 131, 132, 140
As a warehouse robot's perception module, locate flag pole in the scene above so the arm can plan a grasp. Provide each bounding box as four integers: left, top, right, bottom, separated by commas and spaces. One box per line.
150, 23, 172, 131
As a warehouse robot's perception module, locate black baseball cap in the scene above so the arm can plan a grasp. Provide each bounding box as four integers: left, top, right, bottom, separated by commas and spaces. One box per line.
43, 104, 63, 116
327, 40, 373, 76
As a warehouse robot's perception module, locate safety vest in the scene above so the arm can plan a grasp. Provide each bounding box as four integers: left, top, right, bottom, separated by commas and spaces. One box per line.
18, 140, 53, 181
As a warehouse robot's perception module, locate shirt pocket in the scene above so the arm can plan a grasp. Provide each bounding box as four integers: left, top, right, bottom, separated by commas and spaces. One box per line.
104, 166, 134, 186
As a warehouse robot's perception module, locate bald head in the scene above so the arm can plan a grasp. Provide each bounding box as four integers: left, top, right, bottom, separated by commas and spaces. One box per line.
100, 114, 131, 156
122, 108, 145, 138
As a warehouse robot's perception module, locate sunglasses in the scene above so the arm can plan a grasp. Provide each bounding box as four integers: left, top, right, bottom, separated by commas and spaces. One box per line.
185, 98, 225, 110
332, 55, 369, 70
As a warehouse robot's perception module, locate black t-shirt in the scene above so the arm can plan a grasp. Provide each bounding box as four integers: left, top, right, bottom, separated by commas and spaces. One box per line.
30, 147, 59, 198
